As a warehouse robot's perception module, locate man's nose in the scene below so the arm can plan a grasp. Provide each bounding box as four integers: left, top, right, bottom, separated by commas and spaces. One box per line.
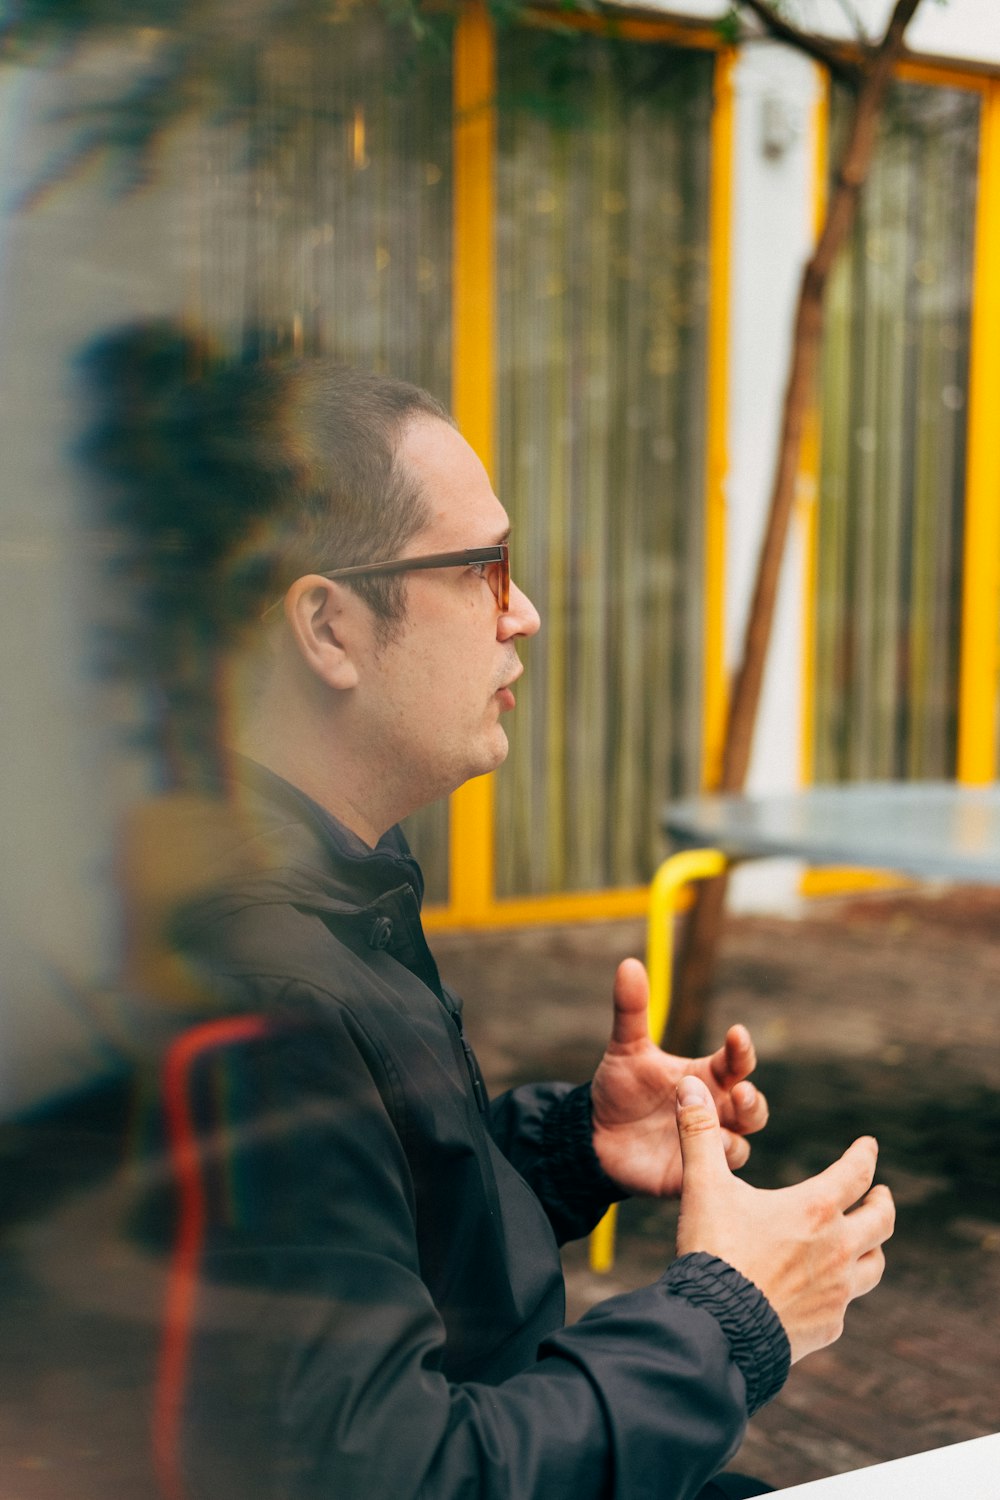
498, 579, 541, 640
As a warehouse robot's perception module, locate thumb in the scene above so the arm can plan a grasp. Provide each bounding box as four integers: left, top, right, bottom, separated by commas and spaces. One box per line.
609, 957, 652, 1047
676, 1075, 729, 1180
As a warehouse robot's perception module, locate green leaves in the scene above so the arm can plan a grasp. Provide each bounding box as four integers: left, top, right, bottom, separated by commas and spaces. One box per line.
716, 7, 741, 47
7, 0, 456, 202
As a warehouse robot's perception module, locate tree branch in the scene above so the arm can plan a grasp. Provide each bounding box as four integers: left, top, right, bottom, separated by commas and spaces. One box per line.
669, 0, 926, 1056
832, 0, 874, 46
737, 0, 864, 88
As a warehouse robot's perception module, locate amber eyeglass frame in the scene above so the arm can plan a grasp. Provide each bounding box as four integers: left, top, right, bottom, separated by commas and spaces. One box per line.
323, 543, 509, 609
263, 543, 510, 620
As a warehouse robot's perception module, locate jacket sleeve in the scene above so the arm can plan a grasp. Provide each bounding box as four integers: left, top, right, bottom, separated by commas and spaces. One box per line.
489, 1081, 622, 1243
172, 997, 788, 1500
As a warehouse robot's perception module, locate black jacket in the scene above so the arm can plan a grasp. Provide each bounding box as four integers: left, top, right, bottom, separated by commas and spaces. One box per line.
157, 765, 789, 1500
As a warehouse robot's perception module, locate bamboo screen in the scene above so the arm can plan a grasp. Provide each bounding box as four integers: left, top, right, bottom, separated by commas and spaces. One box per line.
814, 82, 981, 783
494, 34, 713, 896
193, 8, 453, 898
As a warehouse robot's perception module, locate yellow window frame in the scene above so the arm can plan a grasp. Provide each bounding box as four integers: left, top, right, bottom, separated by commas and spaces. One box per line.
428, 2, 733, 932
799, 61, 1000, 901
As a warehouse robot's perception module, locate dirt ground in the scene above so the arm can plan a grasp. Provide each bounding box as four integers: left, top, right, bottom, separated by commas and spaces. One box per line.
434, 886, 1000, 1489
1, 887, 998, 1496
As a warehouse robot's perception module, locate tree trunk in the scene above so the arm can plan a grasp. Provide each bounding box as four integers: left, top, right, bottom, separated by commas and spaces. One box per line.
666, 0, 924, 1057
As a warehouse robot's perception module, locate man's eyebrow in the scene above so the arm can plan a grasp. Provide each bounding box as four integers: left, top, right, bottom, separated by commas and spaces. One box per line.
495, 527, 511, 544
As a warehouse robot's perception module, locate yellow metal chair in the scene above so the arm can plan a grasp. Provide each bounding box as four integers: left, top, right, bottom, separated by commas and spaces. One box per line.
589, 848, 727, 1274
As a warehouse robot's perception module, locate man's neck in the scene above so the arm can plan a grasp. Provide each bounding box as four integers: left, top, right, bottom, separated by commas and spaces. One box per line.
232, 738, 385, 848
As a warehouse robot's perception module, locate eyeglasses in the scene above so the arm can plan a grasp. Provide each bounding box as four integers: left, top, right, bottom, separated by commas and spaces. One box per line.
261, 544, 510, 620
324, 543, 510, 611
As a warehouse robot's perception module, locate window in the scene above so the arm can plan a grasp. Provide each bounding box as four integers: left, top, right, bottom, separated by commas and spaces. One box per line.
815, 82, 981, 782
494, 32, 714, 894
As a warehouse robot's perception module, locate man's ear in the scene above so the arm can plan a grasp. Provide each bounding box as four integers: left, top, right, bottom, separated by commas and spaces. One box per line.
282, 575, 364, 690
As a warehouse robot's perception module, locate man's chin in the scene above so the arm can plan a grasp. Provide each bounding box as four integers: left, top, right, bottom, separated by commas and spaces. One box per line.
486, 726, 510, 770
458, 730, 510, 788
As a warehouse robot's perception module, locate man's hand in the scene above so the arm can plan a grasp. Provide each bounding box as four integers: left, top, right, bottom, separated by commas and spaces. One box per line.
590, 957, 768, 1197
675, 1075, 895, 1363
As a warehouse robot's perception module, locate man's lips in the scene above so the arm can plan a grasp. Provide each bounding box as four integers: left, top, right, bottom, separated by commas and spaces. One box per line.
496, 665, 522, 711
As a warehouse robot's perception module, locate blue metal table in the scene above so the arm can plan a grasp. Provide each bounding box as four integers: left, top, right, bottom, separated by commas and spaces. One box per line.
662, 781, 1000, 884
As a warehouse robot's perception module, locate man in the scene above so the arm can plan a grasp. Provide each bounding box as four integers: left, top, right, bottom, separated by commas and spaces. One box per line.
137, 361, 894, 1500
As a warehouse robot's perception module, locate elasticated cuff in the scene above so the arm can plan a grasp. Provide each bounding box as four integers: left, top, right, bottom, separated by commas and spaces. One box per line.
662, 1252, 791, 1415
539, 1083, 624, 1221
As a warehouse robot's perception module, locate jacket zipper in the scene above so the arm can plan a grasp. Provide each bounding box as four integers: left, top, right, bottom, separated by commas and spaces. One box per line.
450, 1010, 489, 1115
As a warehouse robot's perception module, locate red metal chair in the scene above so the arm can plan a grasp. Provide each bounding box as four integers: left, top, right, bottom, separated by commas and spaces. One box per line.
152, 1015, 270, 1500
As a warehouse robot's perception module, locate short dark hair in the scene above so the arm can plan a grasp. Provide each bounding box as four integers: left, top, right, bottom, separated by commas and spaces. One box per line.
228, 360, 454, 639
80, 327, 455, 785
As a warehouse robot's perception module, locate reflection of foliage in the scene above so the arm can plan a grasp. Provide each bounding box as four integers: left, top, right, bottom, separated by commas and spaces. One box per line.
3, 0, 938, 204
3, 0, 755, 201
497, 21, 711, 131
1, 0, 451, 56
5, 0, 459, 203
78, 321, 295, 787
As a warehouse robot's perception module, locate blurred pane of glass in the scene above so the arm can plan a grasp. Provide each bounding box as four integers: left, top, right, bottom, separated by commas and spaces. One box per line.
495, 33, 713, 895
815, 82, 981, 783
193, 7, 454, 898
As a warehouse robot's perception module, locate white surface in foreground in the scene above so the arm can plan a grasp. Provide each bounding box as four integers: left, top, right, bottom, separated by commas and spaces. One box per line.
769, 1431, 1000, 1498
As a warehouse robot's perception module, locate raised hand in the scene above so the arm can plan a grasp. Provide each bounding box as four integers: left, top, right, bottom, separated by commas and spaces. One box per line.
590, 957, 769, 1198
674, 1075, 895, 1363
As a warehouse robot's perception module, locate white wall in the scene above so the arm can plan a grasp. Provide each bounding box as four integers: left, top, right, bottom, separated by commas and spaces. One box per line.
725, 43, 822, 911
622, 0, 1000, 67
0, 51, 195, 1114
774, 1, 1000, 67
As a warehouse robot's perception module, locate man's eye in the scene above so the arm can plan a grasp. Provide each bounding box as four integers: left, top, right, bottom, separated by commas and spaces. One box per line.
468, 562, 488, 579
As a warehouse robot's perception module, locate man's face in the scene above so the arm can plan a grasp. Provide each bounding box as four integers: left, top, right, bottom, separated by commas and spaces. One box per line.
354, 416, 540, 814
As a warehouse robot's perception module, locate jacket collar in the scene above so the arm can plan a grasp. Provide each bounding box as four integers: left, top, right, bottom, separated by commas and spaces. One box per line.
231, 754, 426, 911
211, 757, 446, 999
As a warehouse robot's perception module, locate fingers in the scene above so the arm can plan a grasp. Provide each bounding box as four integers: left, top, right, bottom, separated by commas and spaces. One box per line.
609, 958, 651, 1047
676, 1076, 731, 1182
709, 1023, 757, 1086
721, 1129, 751, 1171
728, 1078, 769, 1136
846, 1183, 896, 1256
809, 1134, 881, 1212
853, 1244, 888, 1300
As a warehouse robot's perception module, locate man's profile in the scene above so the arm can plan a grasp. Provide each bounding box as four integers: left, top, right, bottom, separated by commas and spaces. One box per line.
109, 355, 894, 1500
